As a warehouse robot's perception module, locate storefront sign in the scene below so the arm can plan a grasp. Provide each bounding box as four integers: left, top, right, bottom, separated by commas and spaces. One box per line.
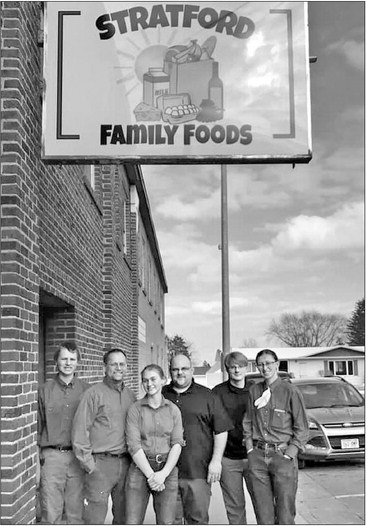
42, 2, 312, 164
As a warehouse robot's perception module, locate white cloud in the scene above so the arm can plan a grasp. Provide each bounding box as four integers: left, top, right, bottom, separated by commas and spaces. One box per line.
156, 188, 220, 221
327, 40, 364, 70
273, 202, 364, 252
192, 297, 251, 316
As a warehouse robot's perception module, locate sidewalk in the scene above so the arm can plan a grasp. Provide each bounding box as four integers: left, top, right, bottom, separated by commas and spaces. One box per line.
105, 467, 365, 525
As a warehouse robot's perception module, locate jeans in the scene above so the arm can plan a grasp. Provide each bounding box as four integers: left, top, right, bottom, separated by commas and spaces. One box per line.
39, 448, 84, 524
84, 454, 130, 525
219, 457, 256, 525
174, 478, 212, 525
248, 447, 298, 525
125, 461, 178, 524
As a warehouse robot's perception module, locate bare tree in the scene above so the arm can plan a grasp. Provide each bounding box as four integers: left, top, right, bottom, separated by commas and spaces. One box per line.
266, 311, 348, 347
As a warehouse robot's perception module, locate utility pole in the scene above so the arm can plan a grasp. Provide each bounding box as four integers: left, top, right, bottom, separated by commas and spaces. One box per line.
221, 164, 230, 381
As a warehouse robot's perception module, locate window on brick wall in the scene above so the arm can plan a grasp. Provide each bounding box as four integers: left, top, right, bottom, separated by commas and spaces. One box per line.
159, 286, 164, 324
138, 316, 146, 342
123, 201, 128, 254
86, 166, 96, 189
148, 256, 152, 303
84, 166, 102, 213
139, 235, 146, 290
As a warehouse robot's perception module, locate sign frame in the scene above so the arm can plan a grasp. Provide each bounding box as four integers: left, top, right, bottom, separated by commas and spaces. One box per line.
42, 1, 312, 165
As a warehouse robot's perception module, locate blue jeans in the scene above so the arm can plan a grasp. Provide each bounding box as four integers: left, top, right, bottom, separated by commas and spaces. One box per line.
174, 478, 212, 525
40, 448, 84, 524
219, 457, 256, 525
125, 462, 178, 524
84, 454, 130, 525
248, 447, 298, 525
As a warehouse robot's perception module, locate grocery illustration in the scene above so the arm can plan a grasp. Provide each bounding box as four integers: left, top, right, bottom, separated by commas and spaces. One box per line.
134, 36, 224, 124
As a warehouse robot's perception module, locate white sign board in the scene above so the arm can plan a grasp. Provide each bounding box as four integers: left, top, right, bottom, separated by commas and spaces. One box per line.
42, 2, 312, 164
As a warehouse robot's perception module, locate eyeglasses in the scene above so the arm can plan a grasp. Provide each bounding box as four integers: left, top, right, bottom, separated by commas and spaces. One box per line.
107, 362, 127, 368
256, 361, 277, 369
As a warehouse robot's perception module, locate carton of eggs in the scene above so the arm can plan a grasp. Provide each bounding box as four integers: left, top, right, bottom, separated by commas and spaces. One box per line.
165, 104, 200, 118
157, 93, 200, 124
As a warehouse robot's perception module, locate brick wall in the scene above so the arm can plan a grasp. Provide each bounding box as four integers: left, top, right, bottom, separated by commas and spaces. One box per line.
1, 3, 167, 523
1, 3, 43, 523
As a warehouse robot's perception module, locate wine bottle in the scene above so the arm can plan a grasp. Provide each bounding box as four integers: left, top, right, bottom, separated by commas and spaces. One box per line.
208, 61, 223, 119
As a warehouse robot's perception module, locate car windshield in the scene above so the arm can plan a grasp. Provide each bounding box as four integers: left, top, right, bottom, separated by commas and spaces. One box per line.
297, 382, 364, 409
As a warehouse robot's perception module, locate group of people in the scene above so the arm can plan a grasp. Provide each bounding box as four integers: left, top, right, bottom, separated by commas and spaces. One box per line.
37, 341, 309, 525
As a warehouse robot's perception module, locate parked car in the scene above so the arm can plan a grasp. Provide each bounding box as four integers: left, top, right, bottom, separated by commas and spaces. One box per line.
244, 371, 293, 389
291, 376, 365, 466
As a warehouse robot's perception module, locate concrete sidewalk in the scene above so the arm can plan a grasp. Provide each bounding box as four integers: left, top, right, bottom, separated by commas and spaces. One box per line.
105, 467, 365, 524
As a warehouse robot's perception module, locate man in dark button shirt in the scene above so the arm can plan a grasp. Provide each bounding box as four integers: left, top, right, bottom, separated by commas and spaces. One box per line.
163, 352, 232, 525
37, 341, 89, 524
72, 348, 136, 525
243, 349, 309, 525
213, 351, 256, 525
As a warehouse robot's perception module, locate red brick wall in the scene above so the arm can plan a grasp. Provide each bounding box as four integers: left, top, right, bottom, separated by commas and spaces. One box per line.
1, 3, 43, 523
0, 3, 141, 523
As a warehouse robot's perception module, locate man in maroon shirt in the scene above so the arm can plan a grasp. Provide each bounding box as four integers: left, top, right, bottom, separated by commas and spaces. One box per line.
72, 348, 136, 525
37, 341, 89, 524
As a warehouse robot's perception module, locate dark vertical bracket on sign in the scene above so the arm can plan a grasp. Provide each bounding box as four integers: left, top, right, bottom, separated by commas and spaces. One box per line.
270, 8, 295, 139
57, 11, 81, 140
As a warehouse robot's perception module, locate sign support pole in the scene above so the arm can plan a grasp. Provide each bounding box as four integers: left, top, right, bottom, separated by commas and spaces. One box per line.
221, 164, 230, 381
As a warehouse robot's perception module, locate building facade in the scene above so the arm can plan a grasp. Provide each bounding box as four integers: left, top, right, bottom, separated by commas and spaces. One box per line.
202, 346, 365, 391
1, 3, 167, 523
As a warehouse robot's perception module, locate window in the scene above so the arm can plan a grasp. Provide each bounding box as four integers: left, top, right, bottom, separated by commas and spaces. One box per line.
328, 360, 356, 376
116, 200, 128, 253
123, 201, 127, 254
138, 317, 146, 343
85, 165, 95, 190
83, 166, 102, 213
248, 362, 257, 373
279, 360, 288, 372
138, 234, 146, 289
148, 256, 152, 303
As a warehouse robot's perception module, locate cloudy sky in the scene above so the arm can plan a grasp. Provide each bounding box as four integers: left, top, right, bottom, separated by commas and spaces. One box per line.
142, 2, 364, 365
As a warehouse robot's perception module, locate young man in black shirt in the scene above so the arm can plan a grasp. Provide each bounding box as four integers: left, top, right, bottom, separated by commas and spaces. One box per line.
213, 351, 255, 525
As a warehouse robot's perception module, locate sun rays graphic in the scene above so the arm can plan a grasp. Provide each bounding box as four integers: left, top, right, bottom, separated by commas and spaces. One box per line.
112, 26, 204, 100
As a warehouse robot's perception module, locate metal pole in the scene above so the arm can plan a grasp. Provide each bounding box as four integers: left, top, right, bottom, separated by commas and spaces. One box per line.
221, 164, 230, 381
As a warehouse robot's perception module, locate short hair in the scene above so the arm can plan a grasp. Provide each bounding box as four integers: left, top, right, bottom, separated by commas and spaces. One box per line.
169, 352, 192, 370
141, 364, 165, 381
54, 341, 81, 362
103, 348, 128, 365
224, 351, 248, 371
256, 349, 279, 364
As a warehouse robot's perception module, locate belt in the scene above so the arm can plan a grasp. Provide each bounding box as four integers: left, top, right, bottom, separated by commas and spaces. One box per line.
94, 451, 129, 459
253, 440, 288, 451
44, 445, 73, 452
146, 453, 168, 464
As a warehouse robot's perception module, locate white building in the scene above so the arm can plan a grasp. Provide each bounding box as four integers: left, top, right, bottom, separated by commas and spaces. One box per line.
200, 346, 365, 391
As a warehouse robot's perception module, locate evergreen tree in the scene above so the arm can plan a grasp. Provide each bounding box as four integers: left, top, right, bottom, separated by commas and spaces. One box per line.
346, 298, 365, 346
166, 334, 191, 360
